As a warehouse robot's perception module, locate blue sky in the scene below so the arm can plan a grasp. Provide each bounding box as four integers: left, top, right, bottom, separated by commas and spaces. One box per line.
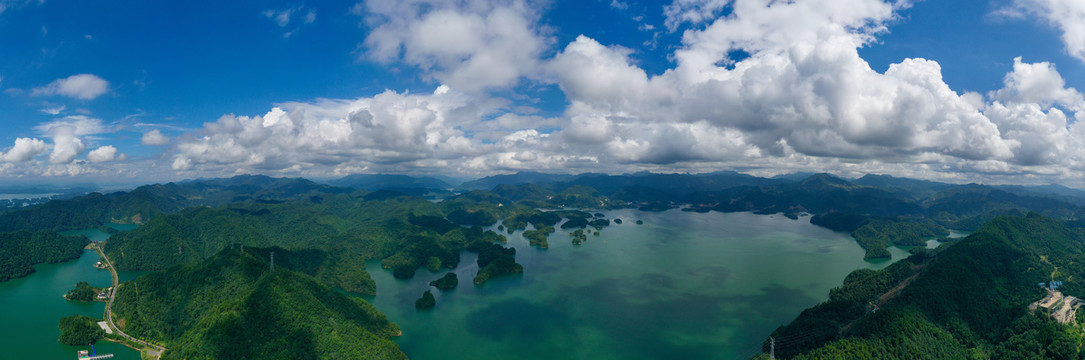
1, 0, 1084, 186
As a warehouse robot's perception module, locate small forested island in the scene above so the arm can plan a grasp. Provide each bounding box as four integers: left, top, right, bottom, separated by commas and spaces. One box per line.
64, 281, 102, 302
57, 315, 105, 346
522, 226, 555, 248
415, 290, 436, 309
470, 242, 523, 285
430, 272, 458, 290
570, 229, 587, 245
0, 230, 87, 282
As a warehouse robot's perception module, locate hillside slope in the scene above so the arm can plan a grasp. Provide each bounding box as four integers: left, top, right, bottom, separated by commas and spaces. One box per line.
111, 247, 405, 360
765, 214, 1085, 359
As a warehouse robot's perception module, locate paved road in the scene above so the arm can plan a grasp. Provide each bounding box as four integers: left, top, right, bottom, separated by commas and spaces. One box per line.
95, 245, 166, 357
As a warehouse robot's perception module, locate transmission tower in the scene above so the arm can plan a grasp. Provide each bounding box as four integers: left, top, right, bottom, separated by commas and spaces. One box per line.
270, 252, 275, 271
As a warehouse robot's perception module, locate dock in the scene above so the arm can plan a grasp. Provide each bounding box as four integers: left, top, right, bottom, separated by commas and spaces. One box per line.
81, 355, 114, 360
77, 349, 114, 359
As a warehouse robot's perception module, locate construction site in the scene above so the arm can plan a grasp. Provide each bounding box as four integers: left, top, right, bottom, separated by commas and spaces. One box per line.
1029, 282, 1084, 325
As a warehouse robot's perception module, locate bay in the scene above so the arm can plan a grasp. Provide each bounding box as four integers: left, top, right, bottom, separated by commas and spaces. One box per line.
0, 229, 142, 359
365, 210, 922, 360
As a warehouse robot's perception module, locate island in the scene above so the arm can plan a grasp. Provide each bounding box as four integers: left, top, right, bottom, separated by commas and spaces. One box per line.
430, 273, 458, 290
470, 242, 523, 285
415, 290, 436, 309
58, 315, 105, 346
64, 281, 106, 302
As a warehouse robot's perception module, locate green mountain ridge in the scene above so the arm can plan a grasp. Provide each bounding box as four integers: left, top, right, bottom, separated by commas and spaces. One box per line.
111, 246, 406, 360
765, 214, 1085, 359
103, 193, 523, 294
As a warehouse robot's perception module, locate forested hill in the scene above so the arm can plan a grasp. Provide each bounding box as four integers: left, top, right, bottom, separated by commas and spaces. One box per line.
103, 193, 529, 294
762, 214, 1085, 359
102, 194, 441, 295
111, 247, 406, 360
0, 230, 87, 281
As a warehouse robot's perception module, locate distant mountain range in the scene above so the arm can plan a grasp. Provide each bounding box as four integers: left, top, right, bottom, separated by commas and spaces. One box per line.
5, 170, 1085, 262
326, 174, 452, 190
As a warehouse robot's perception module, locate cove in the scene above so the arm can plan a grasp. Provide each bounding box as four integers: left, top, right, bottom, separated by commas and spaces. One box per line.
365, 209, 923, 359
0, 228, 141, 359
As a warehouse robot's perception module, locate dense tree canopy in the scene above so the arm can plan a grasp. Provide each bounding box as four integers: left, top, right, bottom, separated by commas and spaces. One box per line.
57, 315, 104, 346
767, 214, 1085, 359
65, 281, 99, 302
112, 247, 405, 360
0, 230, 86, 282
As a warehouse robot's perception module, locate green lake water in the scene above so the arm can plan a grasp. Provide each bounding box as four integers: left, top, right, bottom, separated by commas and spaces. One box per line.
0, 228, 142, 359
365, 210, 924, 360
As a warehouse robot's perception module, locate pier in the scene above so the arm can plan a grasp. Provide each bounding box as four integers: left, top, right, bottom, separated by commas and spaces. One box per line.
76, 349, 114, 359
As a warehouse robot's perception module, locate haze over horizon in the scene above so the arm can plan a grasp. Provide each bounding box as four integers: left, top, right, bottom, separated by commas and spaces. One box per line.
2, 0, 1085, 187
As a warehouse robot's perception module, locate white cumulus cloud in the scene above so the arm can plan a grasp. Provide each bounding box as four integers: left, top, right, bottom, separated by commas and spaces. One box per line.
141, 129, 170, 146
49, 135, 84, 164
172, 86, 489, 173
31, 74, 109, 100
358, 0, 548, 92
1, 138, 48, 162
141, 0, 1085, 185
991, 57, 1085, 111
86, 145, 118, 163
34, 116, 107, 164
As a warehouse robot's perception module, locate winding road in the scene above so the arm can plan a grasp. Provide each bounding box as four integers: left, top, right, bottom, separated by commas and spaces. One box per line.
94, 245, 166, 357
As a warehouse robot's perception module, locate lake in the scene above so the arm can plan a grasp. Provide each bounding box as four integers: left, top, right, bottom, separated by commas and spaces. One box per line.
365, 210, 921, 360
0, 228, 142, 359
1, 211, 941, 359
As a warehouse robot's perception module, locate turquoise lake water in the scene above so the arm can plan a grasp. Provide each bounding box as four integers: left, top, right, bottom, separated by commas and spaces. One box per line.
365, 210, 921, 359
0, 227, 145, 359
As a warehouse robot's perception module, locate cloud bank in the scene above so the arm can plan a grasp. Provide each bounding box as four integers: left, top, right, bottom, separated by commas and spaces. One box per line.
8, 0, 1085, 186
159, 0, 1085, 183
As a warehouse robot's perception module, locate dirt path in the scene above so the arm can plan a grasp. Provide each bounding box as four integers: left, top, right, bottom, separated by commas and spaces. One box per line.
839, 263, 926, 333
876, 272, 921, 306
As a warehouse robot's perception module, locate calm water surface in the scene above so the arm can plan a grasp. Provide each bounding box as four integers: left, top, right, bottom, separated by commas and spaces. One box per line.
1, 212, 945, 359
0, 228, 141, 359
366, 210, 924, 360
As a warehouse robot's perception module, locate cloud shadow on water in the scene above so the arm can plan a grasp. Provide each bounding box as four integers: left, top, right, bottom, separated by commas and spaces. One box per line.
555, 271, 820, 359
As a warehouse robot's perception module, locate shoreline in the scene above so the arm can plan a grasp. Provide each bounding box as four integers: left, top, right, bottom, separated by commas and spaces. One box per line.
93, 243, 166, 359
